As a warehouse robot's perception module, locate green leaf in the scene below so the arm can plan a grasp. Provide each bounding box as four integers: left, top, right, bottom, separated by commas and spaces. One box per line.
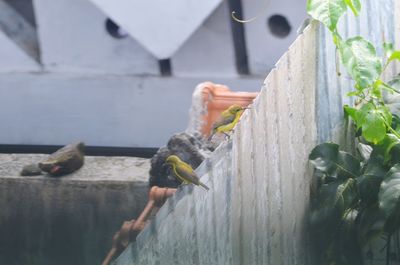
372, 80, 384, 98
344, 0, 361, 16
346, 90, 362, 97
357, 175, 383, 205
339, 37, 382, 89
357, 154, 386, 205
378, 164, 400, 234
311, 178, 358, 230
374, 80, 398, 98
306, 0, 347, 31
336, 209, 364, 265
389, 51, 400, 62
383, 42, 394, 58
361, 111, 386, 144
344, 105, 358, 121
383, 42, 400, 65
391, 145, 400, 165
384, 76, 400, 115
357, 142, 372, 161
357, 103, 390, 144
358, 175, 382, 205
392, 114, 400, 132
378, 104, 393, 126
309, 143, 361, 179
373, 134, 400, 164
356, 204, 385, 246
363, 152, 387, 177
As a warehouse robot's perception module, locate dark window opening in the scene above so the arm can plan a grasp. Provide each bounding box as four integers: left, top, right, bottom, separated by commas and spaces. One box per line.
159, 59, 172, 76
105, 18, 128, 39
267, 14, 291, 38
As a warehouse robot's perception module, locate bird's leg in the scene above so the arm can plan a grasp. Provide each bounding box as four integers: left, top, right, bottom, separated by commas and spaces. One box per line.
223, 132, 230, 139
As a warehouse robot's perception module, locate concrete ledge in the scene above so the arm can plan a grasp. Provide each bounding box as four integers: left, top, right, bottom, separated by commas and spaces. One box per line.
0, 154, 150, 265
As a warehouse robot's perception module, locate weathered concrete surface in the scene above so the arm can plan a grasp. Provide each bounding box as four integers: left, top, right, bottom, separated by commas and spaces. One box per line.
114, 22, 317, 265
113, 1, 400, 264
0, 154, 150, 265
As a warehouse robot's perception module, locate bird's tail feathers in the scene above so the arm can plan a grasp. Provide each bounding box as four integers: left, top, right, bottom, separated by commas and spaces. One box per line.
199, 182, 210, 191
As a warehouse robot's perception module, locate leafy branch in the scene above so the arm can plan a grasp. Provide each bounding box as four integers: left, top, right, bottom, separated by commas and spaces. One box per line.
307, 0, 400, 264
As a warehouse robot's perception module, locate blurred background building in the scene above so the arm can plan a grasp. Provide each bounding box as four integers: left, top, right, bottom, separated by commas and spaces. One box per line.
0, 0, 306, 151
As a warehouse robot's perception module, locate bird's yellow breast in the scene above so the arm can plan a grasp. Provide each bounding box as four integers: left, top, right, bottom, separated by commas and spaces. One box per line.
216, 110, 243, 133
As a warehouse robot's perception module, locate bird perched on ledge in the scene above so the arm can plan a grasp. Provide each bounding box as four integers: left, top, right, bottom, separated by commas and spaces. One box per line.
164, 155, 209, 191
39, 142, 85, 176
208, 104, 247, 141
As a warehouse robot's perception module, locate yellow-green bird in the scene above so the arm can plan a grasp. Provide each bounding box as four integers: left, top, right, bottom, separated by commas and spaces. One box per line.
208, 104, 247, 141
165, 155, 209, 191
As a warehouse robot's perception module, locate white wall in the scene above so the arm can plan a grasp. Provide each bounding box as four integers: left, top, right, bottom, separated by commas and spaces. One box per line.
0, 73, 261, 148
33, 0, 159, 75
0, 0, 308, 148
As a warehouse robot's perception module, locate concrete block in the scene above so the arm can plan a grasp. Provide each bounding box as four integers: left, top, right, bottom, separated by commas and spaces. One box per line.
242, 0, 307, 75
88, 0, 222, 59
172, 2, 237, 77
33, 0, 158, 74
0, 153, 150, 265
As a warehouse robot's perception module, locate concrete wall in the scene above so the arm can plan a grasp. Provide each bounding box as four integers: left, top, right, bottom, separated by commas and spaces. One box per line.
113, 0, 400, 264
114, 23, 318, 265
0, 154, 150, 265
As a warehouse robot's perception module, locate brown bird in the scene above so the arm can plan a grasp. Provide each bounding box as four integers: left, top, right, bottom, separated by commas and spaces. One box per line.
39, 142, 85, 176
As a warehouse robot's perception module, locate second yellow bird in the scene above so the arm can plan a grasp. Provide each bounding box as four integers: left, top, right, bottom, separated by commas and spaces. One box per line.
208, 104, 246, 140
165, 155, 209, 191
